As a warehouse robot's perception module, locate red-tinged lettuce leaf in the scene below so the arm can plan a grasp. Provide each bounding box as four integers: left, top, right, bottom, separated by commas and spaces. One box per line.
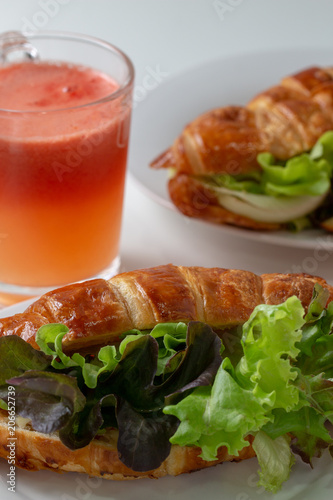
119, 322, 188, 377
102, 321, 222, 411
0, 335, 51, 385
0, 384, 73, 433
103, 334, 160, 410
161, 350, 185, 380
58, 394, 119, 450
262, 373, 333, 466
161, 322, 222, 403
59, 398, 104, 450
3, 371, 85, 434
116, 398, 179, 472
291, 432, 332, 465
96, 321, 222, 471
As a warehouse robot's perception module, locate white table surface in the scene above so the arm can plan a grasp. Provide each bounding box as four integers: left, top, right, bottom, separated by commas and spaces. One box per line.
1, 0, 333, 291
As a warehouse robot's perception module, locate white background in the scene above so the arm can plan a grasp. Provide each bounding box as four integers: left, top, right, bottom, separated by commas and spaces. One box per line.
1, 0, 333, 284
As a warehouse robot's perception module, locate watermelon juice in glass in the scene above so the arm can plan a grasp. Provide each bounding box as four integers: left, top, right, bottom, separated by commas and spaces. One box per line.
0, 31, 134, 304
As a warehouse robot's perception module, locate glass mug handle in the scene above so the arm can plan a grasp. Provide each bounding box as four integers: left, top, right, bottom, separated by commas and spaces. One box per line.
0, 31, 39, 65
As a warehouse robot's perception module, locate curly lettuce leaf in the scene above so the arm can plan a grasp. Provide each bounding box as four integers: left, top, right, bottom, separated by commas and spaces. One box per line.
237, 296, 305, 410
1, 320, 222, 472
164, 357, 272, 459
310, 130, 333, 164
164, 294, 332, 492
262, 405, 332, 465
258, 151, 331, 197
1, 285, 332, 488
205, 131, 333, 201
164, 298, 307, 468
252, 431, 295, 494
258, 131, 333, 197
119, 322, 187, 376
36, 323, 119, 388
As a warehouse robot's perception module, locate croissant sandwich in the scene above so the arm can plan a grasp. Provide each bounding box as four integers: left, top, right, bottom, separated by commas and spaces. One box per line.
151, 66, 333, 232
0, 264, 332, 493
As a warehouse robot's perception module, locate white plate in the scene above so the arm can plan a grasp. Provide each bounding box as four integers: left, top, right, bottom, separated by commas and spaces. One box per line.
128, 47, 333, 250
0, 300, 332, 500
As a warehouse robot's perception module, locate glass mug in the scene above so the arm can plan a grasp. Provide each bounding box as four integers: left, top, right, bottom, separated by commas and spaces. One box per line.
0, 31, 134, 304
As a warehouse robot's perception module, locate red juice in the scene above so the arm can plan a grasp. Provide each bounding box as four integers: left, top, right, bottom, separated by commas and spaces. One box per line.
0, 61, 131, 287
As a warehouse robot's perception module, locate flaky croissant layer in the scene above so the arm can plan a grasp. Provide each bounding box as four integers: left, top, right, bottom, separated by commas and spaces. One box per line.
0, 264, 332, 353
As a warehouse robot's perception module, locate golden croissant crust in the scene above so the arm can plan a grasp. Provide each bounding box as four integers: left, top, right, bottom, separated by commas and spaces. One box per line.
0, 264, 332, 353
0, 410, 255, 479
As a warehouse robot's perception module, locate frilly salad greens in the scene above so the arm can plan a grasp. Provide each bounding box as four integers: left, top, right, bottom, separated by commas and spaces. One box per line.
0, 286, 333, 493
200, 131, 333, 227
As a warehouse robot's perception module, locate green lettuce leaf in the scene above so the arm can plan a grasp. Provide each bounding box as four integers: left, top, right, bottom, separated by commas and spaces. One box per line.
96, 321, 222, 469
258, 152, 331, 197
164, 357, 272, 459
1, 285, 332, 489
237, 296, 305, 410
204, 131, 333, 200
252, 431, 295, 494
262, 406, 331, 440
296, 287, 333, 379
36, 323, 119, 388
164, 294, 331, 492
119, 322, 187, 376
203, 172, 263, 194
35, 323, 75, 369
164, 299, 307, 461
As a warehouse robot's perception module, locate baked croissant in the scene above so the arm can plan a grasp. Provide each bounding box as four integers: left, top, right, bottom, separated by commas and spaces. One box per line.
0, 264, 332, 480
1, 263, 332, 352
151, 66, 333, 230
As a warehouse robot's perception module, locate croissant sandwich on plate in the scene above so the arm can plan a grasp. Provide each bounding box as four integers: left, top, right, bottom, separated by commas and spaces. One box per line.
150, 66, 333, 232
0, 264, 332, 493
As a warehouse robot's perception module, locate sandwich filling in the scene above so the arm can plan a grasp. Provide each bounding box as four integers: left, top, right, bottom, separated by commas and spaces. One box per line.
0, 285, 332, 493
183, 131, 333, 226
